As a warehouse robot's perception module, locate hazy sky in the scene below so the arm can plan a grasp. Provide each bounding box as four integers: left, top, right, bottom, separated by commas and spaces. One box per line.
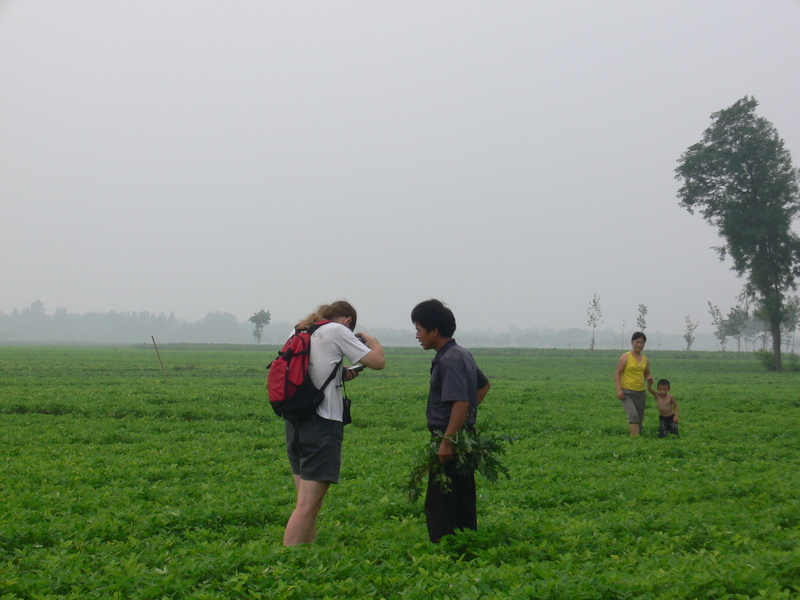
2, 1, 799, 336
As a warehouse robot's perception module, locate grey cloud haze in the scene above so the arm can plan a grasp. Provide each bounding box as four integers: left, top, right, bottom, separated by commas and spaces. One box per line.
2, 1, 799, 337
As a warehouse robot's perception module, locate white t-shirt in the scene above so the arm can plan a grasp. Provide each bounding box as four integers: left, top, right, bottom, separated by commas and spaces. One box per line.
308, 322, 370, 421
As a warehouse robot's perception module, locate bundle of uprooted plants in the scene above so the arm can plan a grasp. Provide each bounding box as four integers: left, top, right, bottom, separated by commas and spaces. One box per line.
406, 426, 514, 502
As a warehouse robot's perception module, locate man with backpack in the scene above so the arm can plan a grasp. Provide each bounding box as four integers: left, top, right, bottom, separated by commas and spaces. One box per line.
279, 300, 384, 546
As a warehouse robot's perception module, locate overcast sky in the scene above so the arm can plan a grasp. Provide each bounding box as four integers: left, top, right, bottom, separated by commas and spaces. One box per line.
2, 1, 799, 336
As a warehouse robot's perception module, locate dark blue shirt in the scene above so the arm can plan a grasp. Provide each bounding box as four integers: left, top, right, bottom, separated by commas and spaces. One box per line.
427, 339, 489, 430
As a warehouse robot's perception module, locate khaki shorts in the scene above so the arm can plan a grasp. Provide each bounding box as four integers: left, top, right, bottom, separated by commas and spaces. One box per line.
620, 389, 646, 425
285, 414, 344, 484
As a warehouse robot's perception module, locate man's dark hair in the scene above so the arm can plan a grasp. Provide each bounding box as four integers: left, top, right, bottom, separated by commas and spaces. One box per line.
631, 331, 647, 342
657, 379, 670, 388
411, 299, 457, 338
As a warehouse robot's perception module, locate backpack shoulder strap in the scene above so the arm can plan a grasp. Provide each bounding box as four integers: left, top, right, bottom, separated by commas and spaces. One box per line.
306, 319, 333, 335
304, 319, 339, 391
320, 360, 341, 391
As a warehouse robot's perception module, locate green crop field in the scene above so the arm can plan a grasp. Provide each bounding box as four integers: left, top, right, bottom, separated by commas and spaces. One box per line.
1, 346, 798, 599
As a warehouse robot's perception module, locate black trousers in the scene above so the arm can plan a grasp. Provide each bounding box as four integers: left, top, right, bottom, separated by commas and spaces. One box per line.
425, 460, 477, 543
658, 414, 680, 438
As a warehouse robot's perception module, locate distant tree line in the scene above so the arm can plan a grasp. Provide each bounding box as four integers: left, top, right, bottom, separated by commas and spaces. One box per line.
586, 294, 800, 355
707, 299, 800, 355
0, 301, 285, 345
4, 300, 792, 352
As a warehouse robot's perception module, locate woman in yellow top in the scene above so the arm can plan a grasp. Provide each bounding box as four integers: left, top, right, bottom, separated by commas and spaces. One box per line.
614, 331, 653, 437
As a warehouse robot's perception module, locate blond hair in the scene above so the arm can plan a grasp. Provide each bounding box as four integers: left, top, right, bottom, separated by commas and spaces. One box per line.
297, 300, 357, 331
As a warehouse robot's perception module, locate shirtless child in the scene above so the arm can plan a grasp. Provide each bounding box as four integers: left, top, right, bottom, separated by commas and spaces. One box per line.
647, 379, 680, 438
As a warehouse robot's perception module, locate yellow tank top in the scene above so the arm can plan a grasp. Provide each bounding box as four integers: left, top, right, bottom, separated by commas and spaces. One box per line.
620, 352, 647, 391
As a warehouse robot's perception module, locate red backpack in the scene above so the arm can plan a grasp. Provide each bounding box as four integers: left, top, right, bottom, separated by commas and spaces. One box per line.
266, 320, 340, 420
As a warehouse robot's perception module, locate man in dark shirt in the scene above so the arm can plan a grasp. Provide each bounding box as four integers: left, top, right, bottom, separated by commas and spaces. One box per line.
411, 299, 491, 543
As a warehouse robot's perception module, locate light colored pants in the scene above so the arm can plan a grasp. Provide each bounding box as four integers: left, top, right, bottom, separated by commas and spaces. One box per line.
620, 389, 646, 425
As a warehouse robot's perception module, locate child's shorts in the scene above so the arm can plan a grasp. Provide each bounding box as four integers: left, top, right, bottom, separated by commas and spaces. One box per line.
658, 414, 680, 437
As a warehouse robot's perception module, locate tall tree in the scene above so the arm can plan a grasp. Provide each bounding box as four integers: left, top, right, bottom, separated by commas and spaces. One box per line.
724, 305, 749, 354
707, 302, 728, 353
587, 293, 602, 353
675, 96, 800, 371
636, 304, 647, 331
249, 309, 271, 345
744, 313, 769, 351
683, 315, 699, 352
782, 296, 800, 354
